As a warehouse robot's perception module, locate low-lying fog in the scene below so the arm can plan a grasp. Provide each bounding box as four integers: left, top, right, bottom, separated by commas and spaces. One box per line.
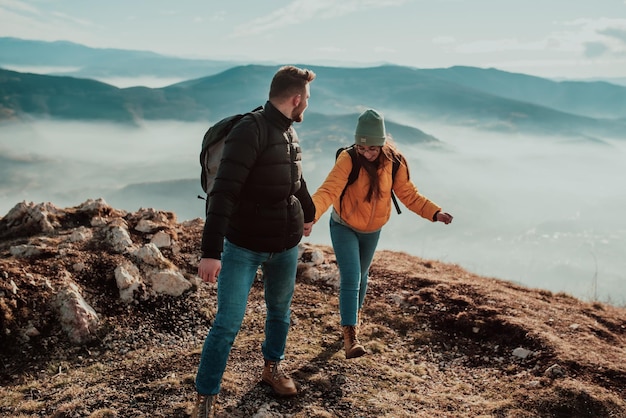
1, 120, 624, 305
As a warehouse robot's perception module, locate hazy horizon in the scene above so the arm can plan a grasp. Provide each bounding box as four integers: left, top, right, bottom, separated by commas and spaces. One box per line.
2, 2, 625, 80
1, 119, 624, 305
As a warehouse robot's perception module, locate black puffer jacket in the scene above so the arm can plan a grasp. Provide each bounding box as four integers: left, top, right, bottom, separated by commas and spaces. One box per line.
201, 101, 315, 259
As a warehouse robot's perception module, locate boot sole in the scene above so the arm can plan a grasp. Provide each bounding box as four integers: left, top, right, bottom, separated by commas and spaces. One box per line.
346, 347, 366, 359
261, 377, 298, 397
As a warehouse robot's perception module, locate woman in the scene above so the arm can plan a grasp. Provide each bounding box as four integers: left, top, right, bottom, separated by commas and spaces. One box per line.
311, 108, 453, 359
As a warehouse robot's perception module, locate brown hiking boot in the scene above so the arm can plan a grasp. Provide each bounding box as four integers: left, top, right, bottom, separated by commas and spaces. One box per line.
261, 360, 298, 396
343, 325, 366, 359
191, 394, 217, 418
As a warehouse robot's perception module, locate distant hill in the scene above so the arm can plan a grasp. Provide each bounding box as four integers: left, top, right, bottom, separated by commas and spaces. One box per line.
2, 65, 626, 142
0, 69, 135, 122
0, 37, 239, 80
422, 66, 626, 119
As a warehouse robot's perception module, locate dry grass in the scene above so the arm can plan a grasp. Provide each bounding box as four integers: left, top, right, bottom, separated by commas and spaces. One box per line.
1, 205, 625, 417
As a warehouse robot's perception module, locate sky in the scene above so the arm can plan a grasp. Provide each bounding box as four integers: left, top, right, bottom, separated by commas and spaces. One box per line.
1, 0, 626, 80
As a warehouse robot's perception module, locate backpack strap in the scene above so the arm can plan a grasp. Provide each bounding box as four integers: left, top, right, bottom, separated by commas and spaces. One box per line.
335, 145, 360, 186
346, 146, 360, 185
338, 146, 360, 214
249, 108, 267, 151
390, 155, 402, 214
338, 146, 402, 215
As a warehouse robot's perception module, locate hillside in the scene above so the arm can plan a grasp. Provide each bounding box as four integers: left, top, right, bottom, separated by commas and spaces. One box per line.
0, 37, 238, 80
0, 200, 625, 417
2, 65, 626, 142
422, 66, 626, 120
4, 37, 626, 122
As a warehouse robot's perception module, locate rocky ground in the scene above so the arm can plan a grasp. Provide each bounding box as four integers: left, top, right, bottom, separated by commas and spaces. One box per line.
0, 200, 625, 418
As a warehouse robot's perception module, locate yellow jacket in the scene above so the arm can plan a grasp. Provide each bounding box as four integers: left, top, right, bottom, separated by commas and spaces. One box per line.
312, 150, 441, 232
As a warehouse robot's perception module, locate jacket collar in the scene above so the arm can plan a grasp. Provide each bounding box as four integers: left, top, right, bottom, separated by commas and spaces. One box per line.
263, 100, 293, 131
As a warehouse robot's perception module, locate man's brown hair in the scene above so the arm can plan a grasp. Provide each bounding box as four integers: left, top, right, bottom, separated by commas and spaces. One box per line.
269, 65, 316, 100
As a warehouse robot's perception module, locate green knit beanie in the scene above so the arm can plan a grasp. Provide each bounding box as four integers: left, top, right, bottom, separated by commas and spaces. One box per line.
355, 109, 386, 146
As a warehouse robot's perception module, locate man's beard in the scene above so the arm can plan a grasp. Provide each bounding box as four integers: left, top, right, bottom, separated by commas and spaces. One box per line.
291, 103, 306, 122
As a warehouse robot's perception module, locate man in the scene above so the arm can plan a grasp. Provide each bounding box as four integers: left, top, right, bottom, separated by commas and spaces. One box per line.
193, 65, 316, 418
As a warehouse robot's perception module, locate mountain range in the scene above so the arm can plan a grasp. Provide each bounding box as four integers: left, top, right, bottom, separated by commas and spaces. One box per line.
2, 37, 626, 146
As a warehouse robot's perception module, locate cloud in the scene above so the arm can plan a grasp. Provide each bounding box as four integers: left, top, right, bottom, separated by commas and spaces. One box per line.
473, 19, 626, 77
584, 42, 610, 58
432, 36, 455, 45
317, 46, 345, 53
0, 0, 97, 40
560, 18, 626, 55
0, 0, 38, 14
159, 10, 178, 16
456, 38, 549, 54
453, 17, 626, 60
231, 0, 408, 37
374, 46, 397, 54
50, 11, 92, 28
599, 27, 626, 44
0, 0, 41, 31
0, 2, 50, 40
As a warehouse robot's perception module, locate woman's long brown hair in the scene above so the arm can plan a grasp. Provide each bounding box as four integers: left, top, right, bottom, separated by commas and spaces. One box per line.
357, 136, 405, 202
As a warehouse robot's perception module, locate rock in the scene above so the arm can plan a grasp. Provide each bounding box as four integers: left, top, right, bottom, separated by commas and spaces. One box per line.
91, 216, 108, 227
512, 347, 533, 359
114, 262, 145, 303
9, 244, 42, 258
151, 231, 172, 248
2, 201, 61, 237
320, 265, 340, 289
299, 265, 320, 282
9, 279, 18, 294
132, 243, 172, 269
24, 325, 40, 338
72, 262, 87, 272
298, 243, 325, 266
54, 277, 100, 345
146, 269, 191, 297
545, 363, 566, 379
78, 198, 111, 213
69, 226, 93, 243
104, 224, 133, 253
135, 219, 161, 233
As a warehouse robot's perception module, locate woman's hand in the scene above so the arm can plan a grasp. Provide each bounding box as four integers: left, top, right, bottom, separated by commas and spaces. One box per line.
436, 212, 453, 225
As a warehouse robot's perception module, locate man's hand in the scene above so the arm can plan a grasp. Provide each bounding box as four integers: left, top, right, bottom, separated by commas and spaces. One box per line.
303, 221, 313, 237
198, 258, 221, 283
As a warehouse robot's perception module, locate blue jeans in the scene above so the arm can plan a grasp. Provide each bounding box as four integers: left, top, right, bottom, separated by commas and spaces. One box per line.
195, 239, 298, 395
330, 217, 381, 326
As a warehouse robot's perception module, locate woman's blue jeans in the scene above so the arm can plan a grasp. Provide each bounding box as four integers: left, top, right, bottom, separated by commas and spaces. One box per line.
330, 217, 381, 326
195, 239, 298, 395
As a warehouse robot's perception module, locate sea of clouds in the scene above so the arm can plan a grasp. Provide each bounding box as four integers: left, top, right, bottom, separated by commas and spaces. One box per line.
1, 119, 624, 304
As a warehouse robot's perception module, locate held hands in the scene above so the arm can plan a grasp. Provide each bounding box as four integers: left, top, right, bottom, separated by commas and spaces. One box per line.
303, 221, 313, 237
198, 258, 221, 283
436, 212, 454, 225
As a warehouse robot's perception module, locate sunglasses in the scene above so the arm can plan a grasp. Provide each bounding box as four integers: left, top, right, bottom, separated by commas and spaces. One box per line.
355, 146, 381, 155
